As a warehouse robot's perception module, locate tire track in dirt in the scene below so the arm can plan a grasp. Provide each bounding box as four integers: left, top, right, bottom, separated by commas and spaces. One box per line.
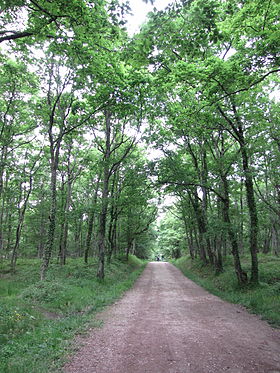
64, 262, 280, 373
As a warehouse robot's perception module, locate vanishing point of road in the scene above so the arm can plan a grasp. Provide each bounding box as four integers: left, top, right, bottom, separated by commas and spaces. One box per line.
64, 262, 280, 373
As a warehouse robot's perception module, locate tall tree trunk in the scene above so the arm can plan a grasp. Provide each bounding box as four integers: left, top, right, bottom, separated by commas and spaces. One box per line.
126, 239, 133, 261
221, 175, 247, 285
187, 141, 213, 264
213, 196, 224, 274
11, 168, 35, 271
188, 190, 208, 264
74, 215, 83, 257
239, 179, 244, 253
97, 176, 110, 278
85, 176, 100, 264
182, 209, 195, 259
0, 189, 5, 253
218, 104, 259, 283
58, 179, 72, 265
240, 145, 259, 283
97, 111, 111, 279
37, 218, 46, 258
200, 147, 212, 265
0, 146, 8, 252
107, 171, 120, 264
40, 139, 60, 280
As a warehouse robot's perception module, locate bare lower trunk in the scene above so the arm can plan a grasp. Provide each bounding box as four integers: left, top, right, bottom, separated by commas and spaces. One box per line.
11, 209, 27, 272
240, 146, 259, 283
85, 177, 100, 264
59, 179, 72, 265
41, 160, 58, 280
126, 239, 133, 261
85, 209, 95, 264
97, 199, 107, 279
188, 191, 208, 263
97, 111, 111, 279
221, 175, 247, 285
218, 104, 258, 283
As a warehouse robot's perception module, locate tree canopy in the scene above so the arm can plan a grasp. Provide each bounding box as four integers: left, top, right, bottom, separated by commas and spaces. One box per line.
0, 0, 279, 283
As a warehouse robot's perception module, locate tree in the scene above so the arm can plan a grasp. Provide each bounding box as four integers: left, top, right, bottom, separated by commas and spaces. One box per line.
135, 0, 279, 283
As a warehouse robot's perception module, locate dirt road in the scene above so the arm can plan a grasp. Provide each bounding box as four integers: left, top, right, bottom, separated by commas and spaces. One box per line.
64, 262, 280, 373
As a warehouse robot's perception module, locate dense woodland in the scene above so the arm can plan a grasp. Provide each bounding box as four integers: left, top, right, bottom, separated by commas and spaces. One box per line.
0, 0, 279, 284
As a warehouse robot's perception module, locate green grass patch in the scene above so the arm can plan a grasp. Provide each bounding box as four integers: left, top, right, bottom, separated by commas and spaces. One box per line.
173, 254, 280, 327
0, 255, 146, 373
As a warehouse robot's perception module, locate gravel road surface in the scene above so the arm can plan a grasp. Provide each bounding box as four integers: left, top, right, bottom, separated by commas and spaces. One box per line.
64, 262, 280, 373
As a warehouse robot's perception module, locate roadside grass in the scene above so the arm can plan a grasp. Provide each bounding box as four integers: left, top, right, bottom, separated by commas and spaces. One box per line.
173, 254, 280, 327
0, 255, 146, 373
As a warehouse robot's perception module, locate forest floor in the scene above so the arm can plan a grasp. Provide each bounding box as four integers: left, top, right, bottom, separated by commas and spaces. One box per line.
64, 262, 280, 373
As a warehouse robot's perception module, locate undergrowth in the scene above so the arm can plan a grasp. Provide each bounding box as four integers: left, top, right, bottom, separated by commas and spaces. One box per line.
173, 254, 280, 328
0, 255, 146, 373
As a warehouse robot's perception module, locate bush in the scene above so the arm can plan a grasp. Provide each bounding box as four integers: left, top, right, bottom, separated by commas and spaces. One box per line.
21, 281, 68, 303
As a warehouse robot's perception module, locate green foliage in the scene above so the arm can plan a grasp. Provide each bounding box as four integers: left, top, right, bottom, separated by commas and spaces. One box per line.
0, 0, 279, 364
174, 255, 280, 327
0, 257, 146, 372
157, 206, 185, 259
21, 281, 68, 304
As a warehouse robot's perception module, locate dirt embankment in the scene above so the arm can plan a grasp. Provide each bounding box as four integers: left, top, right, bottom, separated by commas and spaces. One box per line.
64, 262, 280, 373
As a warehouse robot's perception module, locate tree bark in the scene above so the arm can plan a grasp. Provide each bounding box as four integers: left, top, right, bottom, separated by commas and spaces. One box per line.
58, 178, 72, 265
10, 160, 37, 271
240, 145, 259, 283
97, 111, 112, 279
40, 150, 59, 280
85, 176, 100, 264
221, 174, 247, 285
188, 190, 208, 264
218, 104, 259, 283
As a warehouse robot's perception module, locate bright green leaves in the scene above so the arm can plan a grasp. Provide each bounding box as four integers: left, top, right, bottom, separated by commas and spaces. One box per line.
219, 0, 280, 70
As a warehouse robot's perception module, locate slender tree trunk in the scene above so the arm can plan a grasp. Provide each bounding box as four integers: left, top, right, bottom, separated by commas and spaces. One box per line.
187, 141, 213, 264
240, 145, 259, 283
97, 177, 110, 278
187, 230, 195, 260
189, 191, 208, 263
218, 104, 259, 283
58, 182, 66, 262
5, 207, 12, 256
271, 222, 280, 256
0, 146, 8, 252
97, 111, 111, 279
11, 214, 23, 272
85, 208, 95, 264
0, 190, 5, 253
214, 235, 223, 274
37, 201, 47, 258
40, 142, 60, 280
239, 179, 244, 253
74, 216, 83, 257
107, 172, 120, 264
213, 196, 224, 274
85, 176, 100, 264
126, 239, 133, 261
11, 175, 34, 272
201, 147, 214, 265
58, 179, 72, 265
221, 175, 247, 285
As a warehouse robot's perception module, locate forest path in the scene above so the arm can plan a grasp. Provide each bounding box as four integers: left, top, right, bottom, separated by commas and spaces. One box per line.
64, 262, 280, 373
